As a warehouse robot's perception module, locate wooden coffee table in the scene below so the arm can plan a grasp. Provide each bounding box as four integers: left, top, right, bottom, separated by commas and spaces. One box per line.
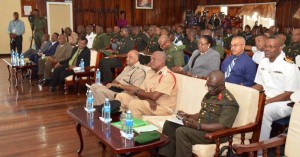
2, 59, 36, 87
67, 107, 169, 156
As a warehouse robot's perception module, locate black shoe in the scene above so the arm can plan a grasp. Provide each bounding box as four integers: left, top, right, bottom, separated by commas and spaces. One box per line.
38, 79, 46, 84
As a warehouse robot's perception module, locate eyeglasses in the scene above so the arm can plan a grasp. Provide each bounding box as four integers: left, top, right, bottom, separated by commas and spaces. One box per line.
205, 83, 223, 91
230, 44, 244, 48
198, 43, 208, 46
264, 45, 281, 49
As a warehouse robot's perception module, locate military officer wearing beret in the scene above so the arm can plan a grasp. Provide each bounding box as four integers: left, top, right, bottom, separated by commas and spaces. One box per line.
99, 26, 134, 84
158, 35, 185, 68
283, 28, 300, 63
92, 25, 110, 51
91, 50, 146, 105
253, 36, 300, 142
33, 9, 47, 49
159, 70, 239, 157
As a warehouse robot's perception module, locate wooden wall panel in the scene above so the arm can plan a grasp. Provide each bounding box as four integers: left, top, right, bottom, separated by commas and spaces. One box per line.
33, 0, 299, 31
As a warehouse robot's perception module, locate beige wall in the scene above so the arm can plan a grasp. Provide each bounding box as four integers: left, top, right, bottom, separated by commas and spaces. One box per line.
0, 0, 32, 54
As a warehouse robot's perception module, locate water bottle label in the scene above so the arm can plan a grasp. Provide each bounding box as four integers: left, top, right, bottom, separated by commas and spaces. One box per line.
126, 120, 133, 127
88, 97, 93, 103
104, 106, 110, 112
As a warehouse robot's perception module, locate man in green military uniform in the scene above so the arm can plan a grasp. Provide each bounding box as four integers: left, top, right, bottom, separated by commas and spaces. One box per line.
138, 25, 161, 65
131, 26, 149, 52
283, 28, 300, 63
99, 26, 134, 84
106, 27, 113, 40
184, 30, 198, 54
159, 70, 239, 157
92, 25, 110, 51
158, 35, 185, 68
33, 9, 47, 49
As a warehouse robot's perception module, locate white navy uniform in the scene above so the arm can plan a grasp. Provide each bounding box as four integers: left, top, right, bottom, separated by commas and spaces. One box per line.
255, 54, 300, 141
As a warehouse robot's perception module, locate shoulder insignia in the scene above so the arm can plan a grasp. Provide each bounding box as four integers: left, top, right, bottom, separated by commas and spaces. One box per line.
224, 92, 233, 102
284, 57, 294, 64
273, 71, 283, 74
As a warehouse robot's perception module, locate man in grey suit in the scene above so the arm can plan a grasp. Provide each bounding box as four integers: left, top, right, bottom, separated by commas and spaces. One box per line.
23, 34, 52, 58
38, 34, 72, 84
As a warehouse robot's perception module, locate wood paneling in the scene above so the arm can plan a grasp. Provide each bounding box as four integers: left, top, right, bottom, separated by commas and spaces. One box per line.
34, 0, 299, 31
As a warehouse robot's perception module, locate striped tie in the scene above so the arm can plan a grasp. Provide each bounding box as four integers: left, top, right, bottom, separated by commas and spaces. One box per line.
225, 58, 237, 79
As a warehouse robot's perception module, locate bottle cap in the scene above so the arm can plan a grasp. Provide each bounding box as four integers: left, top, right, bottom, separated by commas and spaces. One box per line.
105, 98, 109, 101
127, 110, 131, 113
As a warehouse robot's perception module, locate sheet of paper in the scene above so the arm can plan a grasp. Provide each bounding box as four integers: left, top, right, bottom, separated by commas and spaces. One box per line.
167, 117, 184, 125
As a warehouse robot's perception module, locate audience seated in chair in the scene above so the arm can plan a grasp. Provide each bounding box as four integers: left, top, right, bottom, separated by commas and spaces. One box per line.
38, 34, 72, 85
252, 36, 300, 143
159, 70, 239, 157
221, 36, 257, 87
91, 25, 110, 51
99, 26, 134, 84
85, 25, 96, 49
116, 51, 177, 119
23, 34, 51, 58
90, 50, 146, 105
172, 35, 220, 79
50, 36, 90, 92
64, 27, 78, 46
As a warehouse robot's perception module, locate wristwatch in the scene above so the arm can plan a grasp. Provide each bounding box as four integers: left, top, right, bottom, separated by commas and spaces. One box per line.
134, 90, 139, 96
196, 118, 201, 130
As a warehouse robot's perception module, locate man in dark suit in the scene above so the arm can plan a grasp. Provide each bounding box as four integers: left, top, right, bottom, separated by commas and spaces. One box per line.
50, 36, 90, 91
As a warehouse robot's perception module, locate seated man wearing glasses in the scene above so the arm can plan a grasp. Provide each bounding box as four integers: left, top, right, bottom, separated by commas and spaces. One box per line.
159, 70, 239, 157
221, 36, 257, 87
252, 36, 300, 142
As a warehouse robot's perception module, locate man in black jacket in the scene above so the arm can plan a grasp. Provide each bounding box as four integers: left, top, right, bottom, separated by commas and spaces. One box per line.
50, 36, 91, 91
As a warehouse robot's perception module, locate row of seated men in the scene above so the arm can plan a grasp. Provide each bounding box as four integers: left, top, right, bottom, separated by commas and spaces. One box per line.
93, 36, 298, 156
21, 24, 300, 156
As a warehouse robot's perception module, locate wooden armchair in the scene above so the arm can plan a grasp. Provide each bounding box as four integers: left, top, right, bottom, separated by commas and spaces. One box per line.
64, 50, 101, 94
233, 102, 300, 157
113, 56, 127, 79
191, 91, 266, 157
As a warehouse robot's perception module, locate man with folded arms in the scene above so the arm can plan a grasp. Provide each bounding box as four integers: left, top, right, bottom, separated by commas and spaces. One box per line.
90, 50, 146, 105
116, 51, 177, 119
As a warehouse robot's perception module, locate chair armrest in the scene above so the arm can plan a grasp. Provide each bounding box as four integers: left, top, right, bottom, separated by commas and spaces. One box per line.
205, 123, 258, 141
233, 134, 287, 154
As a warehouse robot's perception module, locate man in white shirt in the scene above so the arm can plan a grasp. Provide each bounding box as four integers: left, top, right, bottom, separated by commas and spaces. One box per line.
252, 36, 300, 142
85, 25, 96, 49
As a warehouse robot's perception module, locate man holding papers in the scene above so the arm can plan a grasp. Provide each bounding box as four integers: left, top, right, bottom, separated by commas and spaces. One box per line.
159, 70, 239, 157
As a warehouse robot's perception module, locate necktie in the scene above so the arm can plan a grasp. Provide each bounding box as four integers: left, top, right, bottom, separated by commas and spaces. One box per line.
68, 49, 81, 66
225, 58, 237, 78
191, 53, 201, 69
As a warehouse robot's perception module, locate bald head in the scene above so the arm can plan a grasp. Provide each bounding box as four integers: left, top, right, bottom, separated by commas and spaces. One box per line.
149, 51, 166, 72
126, 50, 139, 66
208, 71, 225, 84
158, 35, 171, 50
206, 71, 225, 95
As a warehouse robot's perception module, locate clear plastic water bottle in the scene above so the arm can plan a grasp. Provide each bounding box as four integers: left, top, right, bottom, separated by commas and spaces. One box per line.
102, 98, 111, 123
96, 69, 101, 85
86, 89, 94, 112
20, 54, 25, 66
15, 52, 19, 66
125, 110, 134, 139
11, 50, 15, 65
80, 58, 85, 72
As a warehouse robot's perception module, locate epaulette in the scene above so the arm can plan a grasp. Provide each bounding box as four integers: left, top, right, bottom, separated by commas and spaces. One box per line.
174, 45, 186, 51
284, 57, 294, 64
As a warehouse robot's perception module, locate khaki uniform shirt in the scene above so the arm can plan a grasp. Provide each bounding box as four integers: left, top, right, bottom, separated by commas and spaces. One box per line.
66, 32, 78, 46
199, 89, 239, 128
140, 66, 177, 110
165, 43, 185, 68
115, 62, 146, 87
